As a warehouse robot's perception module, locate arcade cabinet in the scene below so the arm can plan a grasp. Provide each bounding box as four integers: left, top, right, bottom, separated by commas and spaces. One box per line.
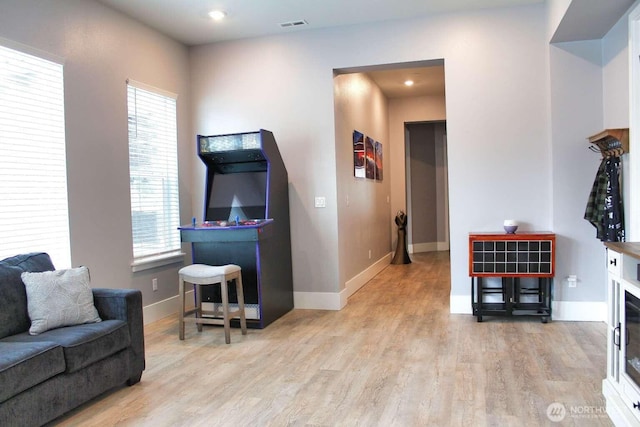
179, 129, 294, 328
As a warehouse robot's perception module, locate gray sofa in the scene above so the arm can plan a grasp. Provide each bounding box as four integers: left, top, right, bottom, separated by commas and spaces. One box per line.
0, 253, 145, 426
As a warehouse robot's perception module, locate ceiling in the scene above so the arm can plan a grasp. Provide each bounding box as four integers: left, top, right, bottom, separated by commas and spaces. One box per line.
97, 0, 543, 46
97, 0, 626, 99
366, 65, 446, 99
550, 0, 635, 42
97, 0, 541, 99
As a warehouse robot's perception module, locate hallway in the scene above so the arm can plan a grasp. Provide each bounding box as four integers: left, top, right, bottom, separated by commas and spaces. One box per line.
56, 251, 610, 426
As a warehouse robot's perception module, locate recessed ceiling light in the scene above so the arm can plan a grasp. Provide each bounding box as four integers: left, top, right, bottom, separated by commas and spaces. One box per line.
208, 10, 227, 21
404, 80, 414, 86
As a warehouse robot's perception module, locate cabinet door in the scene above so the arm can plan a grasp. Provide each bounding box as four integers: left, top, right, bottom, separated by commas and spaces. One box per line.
608, 272, 621, 382
608, 249, 622, 276
619, 282, 640, 420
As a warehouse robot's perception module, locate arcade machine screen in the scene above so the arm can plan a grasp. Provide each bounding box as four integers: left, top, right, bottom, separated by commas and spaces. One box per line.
206, 172, 267, 221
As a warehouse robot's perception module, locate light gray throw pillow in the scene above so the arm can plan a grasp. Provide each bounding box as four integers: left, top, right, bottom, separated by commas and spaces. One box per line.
21, 266, 101, 335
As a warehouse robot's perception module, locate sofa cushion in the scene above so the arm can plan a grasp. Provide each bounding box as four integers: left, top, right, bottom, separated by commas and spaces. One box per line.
2, 319, 130, 374
21, 266, 101, 335
0, 341, 65, 404
3, 320, 131, 373
0, 253, 55, 339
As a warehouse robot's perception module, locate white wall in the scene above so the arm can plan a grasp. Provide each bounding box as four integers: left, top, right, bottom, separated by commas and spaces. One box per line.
190, 36, 341, 296
333, 73, 390, 292
603, 3, 634, 240
603, 15, 631, 128
549, 40, 606, 304
627, 1, 640, 241
545, 0, 635, 317
0, 0, 192, 316
190, 4, 551, 308
442, 6, 550, 306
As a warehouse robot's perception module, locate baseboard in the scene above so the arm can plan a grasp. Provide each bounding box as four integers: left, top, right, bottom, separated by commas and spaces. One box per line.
293, 252, 391, 311
144, 285, 606, 323
551, 301, 606, 321
438, 242, 450, 251
293, 290, 344, 311
145, 255, 391, 317
604, 378, 638, 427
344, 253, 391, 300
450, 294, 473, 314
142, 289, 194, 325
408, 241, 449, 254
448, 294, 606, 322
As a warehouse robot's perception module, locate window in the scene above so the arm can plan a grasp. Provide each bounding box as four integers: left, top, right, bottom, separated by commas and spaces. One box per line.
0, 44, 71, 268
127, 81, 181, 270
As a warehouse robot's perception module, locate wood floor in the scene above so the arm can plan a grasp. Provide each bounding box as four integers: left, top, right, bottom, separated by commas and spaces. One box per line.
53, 252, 612, 426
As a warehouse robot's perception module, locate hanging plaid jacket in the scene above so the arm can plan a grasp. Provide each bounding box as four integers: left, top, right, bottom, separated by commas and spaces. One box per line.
584, 156, 625, 242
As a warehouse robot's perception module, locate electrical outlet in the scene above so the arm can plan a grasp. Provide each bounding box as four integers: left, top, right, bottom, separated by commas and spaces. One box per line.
567, 275, 577, 288
368, 249, 372, 259
152, 278, 158, 291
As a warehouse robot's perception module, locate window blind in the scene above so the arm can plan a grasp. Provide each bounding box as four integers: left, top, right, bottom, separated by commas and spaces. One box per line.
0, 44, 71, 268
127, 82, 180, 262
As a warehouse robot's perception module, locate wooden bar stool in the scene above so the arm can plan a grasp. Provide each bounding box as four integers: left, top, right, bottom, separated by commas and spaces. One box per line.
178, 264, 247, 343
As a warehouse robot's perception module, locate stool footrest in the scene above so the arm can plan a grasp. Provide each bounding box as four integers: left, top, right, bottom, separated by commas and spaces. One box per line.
200, 309, 243, 318
183, 317, 225, 326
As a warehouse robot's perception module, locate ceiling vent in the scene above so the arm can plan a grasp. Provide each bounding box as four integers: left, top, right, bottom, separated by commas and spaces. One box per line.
279, 20, 308, 29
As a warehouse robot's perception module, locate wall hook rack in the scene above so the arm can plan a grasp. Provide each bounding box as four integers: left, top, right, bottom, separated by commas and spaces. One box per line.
587, 128, 629, 158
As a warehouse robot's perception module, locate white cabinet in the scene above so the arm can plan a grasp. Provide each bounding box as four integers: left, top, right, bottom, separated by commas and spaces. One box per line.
603, 243, 640, 427
606, 253, 621, 383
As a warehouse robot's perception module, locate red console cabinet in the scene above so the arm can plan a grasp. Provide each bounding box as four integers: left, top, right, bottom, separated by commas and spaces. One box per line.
469, 232, 555, 322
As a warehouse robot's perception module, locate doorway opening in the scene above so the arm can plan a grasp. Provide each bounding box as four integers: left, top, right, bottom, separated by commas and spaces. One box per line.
332, 58, 450, 298
404, 121, 449, 254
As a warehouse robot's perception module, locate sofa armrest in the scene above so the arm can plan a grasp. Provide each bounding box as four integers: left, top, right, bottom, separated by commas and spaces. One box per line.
92, 288, 145, 383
